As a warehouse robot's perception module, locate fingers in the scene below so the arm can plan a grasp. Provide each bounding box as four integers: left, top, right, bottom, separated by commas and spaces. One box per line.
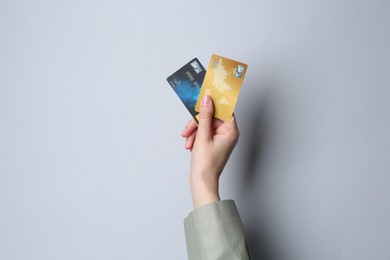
182, 119, 198, 138
181, 98, 236, 150
213, 118, 224, 129
214, 114, 239, 141
230, 114, 240, 140
182, 118, 223, 151
185, 129, 197, 150
197, 96, 214, 141
230, 114, 238, 130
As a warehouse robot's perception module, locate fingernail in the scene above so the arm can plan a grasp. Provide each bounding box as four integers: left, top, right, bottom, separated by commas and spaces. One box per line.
201, 95, 211, 106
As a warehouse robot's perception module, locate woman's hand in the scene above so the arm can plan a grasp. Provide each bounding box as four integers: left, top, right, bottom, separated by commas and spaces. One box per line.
181, 95, 240, 208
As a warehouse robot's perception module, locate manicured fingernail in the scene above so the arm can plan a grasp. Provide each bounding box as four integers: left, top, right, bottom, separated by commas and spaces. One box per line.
201, 95, 211, 106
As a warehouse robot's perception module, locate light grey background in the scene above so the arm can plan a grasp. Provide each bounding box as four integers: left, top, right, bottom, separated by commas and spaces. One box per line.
1, 1, 389, 259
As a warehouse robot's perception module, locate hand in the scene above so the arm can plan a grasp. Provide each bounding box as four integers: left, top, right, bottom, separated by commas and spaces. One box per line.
181, 95, 240, 208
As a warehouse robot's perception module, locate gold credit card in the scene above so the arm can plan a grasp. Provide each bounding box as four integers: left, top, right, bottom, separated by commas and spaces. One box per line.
195, 54, 248, 121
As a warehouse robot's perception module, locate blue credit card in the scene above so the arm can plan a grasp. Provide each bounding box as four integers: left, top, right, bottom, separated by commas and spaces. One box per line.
167, 58, 206, 123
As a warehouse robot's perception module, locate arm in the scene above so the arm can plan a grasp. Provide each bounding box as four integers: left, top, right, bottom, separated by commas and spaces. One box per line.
181, 96, 251, 260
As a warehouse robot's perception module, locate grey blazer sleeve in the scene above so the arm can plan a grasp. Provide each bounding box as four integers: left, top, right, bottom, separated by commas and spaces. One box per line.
184, 200, 251, 260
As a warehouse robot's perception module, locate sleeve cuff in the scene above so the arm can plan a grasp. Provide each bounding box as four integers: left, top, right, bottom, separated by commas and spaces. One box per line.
184, 200, 251, 260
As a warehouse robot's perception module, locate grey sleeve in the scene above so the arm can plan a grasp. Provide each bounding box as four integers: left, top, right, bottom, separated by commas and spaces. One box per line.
184, 200, 251, 260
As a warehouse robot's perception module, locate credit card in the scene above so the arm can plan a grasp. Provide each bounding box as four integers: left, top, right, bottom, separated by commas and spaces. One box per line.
167, 58, 206, 123
195, 54, 248, 121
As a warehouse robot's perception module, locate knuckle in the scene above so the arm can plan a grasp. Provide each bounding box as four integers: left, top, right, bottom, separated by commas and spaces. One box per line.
231, 128, 240, 141
199, 109, 213, 120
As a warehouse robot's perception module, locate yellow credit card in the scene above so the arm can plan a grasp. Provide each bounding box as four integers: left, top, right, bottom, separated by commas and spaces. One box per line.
195, 54, 248, 121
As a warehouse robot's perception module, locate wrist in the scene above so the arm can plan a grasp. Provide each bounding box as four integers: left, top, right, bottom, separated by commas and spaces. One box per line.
189, 176, 220, 208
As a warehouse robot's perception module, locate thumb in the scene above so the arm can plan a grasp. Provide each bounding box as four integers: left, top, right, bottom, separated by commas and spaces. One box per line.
197, 95, 214, 141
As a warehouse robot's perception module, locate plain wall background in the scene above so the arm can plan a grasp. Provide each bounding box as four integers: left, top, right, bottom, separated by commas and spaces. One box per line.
1, 1, 389, 259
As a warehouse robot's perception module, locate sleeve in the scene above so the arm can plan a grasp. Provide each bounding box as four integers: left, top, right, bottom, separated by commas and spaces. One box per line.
184, 200, 252, 260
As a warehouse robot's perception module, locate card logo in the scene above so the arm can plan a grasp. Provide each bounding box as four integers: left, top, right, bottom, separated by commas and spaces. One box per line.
234, 65, 245, 78
190, 60, 203, 74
